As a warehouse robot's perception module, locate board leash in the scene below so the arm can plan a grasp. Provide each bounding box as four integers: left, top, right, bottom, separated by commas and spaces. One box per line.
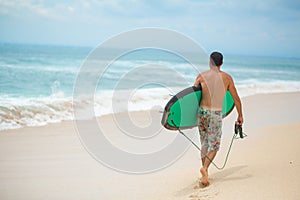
172, 120, 247, 170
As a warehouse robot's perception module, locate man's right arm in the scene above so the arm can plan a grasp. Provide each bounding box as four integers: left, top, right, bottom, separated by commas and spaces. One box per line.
194, 74, 202, 87
228, 75, 243, 124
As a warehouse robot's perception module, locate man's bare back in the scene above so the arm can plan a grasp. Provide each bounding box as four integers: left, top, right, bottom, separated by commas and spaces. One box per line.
194, 68, 242, 123
194, 69, 228, 110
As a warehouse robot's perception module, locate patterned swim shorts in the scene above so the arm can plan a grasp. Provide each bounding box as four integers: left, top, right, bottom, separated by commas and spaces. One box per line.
198, 107, 222, 157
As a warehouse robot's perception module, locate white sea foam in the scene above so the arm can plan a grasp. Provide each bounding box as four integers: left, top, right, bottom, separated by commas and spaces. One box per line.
1, 81, 300, 131
237, 81, 300, 97
0, 95, 74, 130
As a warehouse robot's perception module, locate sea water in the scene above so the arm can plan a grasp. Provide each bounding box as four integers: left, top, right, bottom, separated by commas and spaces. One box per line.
1, 43, 300, 130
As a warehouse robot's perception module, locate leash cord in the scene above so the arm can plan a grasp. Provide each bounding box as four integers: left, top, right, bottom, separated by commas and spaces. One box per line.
177, 128, 244, 170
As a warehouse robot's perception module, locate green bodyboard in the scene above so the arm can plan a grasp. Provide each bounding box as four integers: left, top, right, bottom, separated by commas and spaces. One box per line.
161, 86, 235, 130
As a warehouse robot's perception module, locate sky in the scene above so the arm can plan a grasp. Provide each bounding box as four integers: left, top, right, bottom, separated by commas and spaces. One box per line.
0, 0, 300, 57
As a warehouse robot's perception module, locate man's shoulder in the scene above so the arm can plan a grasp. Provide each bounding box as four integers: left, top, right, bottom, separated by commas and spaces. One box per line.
199, 70, 210, 76
220, 70, 230, 76
197, 70, 209, 78
221, 71, 233, 80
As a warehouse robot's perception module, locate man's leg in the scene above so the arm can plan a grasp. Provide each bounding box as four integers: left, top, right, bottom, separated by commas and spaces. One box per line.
200, 146, 208, 166
200, 150, 217, 186
203, 150, 217, 170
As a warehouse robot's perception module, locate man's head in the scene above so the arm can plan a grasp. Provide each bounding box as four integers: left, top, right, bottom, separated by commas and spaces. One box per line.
210, 52, 223, 67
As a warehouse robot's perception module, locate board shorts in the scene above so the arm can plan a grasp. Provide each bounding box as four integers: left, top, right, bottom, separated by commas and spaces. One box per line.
198, 107, 222, 157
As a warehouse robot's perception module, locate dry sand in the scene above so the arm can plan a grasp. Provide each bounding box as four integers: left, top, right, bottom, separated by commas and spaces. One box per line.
0, 92, 300, 200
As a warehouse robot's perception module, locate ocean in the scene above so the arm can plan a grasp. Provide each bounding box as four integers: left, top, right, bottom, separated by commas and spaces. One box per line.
1, 43, 300, 130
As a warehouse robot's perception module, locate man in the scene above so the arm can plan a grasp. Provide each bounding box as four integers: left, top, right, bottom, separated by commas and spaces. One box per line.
194, 52, 243, 186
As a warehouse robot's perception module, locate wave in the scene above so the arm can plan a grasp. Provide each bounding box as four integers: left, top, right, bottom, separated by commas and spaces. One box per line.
1, 81, 300, 131
0, 63, 80, 73
237, 80, 300, 97
0, 96, 74, 130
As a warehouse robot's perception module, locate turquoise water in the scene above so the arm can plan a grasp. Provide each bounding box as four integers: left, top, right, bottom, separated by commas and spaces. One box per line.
0, 44, 89, 97
1, 43, 300, 130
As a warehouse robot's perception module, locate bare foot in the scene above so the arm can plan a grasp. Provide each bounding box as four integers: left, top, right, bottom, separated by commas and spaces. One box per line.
200, 167, 210, 187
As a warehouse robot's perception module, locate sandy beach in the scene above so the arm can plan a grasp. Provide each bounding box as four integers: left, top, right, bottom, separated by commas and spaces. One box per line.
0, 92, 300, 200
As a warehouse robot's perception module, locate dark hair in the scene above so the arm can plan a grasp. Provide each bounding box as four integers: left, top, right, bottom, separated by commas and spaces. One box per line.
210, 52, 223, 66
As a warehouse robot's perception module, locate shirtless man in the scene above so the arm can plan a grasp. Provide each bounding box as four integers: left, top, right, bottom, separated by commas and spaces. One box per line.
194, 52, 243, 186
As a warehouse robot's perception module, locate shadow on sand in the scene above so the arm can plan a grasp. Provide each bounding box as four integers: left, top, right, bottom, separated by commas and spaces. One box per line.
175, 165, 251, 198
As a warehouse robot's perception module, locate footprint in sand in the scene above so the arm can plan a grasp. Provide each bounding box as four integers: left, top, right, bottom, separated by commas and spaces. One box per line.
188, 179, 220, 200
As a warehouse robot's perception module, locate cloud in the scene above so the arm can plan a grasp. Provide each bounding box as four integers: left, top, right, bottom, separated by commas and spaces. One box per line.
0, 0, 64, 20
0, 0, 299, 56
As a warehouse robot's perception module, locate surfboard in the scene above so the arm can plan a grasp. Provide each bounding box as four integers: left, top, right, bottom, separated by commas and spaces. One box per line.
161, 85, 235, 130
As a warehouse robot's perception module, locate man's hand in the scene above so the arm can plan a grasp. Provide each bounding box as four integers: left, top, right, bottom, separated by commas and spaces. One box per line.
237, 116, 243, 125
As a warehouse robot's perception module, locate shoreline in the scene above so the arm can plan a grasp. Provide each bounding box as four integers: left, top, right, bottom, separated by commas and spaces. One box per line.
1, 91, 300, 133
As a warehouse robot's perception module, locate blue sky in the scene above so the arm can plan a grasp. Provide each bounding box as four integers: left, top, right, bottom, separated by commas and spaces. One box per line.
0, 0, 300, 57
